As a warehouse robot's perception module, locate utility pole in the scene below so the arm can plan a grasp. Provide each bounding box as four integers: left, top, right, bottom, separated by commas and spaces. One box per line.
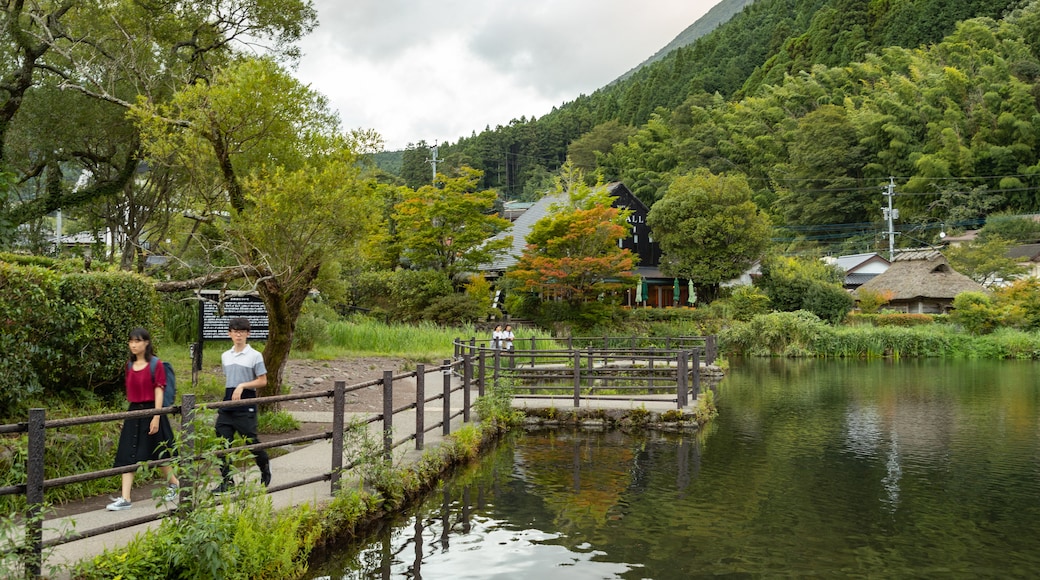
882, 177, 899, 260
427, 142, 443, 185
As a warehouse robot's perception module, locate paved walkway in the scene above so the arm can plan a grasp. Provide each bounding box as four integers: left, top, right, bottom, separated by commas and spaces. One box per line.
28, 379, 685, 578
30, 368, 474, 578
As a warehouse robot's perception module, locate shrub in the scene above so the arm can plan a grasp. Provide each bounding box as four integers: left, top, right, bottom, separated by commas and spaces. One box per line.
0, 261, 157, 416
422, 292, 486, 325
716, 285, 771, 322
855, 288, 893, 314
389, 269, 453, 322
951, 291, 1000, 335
719, 310, 828, 357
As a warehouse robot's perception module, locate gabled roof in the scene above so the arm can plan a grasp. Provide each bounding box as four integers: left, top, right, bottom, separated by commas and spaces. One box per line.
830, 252, 889, 274
485, 193, 564, 272
854, 252, 987, 299
483, 181, 645, 273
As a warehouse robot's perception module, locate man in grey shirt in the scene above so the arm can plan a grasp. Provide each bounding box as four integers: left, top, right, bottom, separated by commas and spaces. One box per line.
213, 317, 271, 492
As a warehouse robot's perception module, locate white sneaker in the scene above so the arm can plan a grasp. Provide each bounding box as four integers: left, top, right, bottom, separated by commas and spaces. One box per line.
163, 484, 179, 503
106, 497, 132, 511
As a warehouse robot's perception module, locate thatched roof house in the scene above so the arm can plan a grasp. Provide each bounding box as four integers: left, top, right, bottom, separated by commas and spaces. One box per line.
853, 250, 988, 314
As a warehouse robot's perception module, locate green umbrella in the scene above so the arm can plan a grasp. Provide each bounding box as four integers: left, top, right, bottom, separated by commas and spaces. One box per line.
673, 278, 680, 305
641, 277, 649, 305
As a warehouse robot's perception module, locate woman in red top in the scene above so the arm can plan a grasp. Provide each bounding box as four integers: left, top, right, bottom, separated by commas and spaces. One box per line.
106, 327, 180, 511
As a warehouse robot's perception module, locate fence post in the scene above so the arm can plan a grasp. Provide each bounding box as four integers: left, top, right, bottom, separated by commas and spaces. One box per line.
331, 381, 346, 493
493, 348, 501, 387
180, 394, 197, 512
692, 348, 701, 401
573, 350, 581, 407
477, 349, 486, 398
586, 346, 594, 393
454, 337, 460, 360
382, 371, 393, 463
677, 350, 688, 409
463, 355, 472, 423
25, 408, 45, 578
649, 348, 655, 392
706, 335, 717, 365
442, 359, 451, 436
415, 366, 425, 451
530, 337, 536, 368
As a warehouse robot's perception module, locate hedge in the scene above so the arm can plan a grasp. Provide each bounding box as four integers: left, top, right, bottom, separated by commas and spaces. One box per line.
0, 258, 159, 416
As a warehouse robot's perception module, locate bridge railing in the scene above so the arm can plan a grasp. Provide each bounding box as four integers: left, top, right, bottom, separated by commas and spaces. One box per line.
0, 357, 475, 578
454, 335, 718, 410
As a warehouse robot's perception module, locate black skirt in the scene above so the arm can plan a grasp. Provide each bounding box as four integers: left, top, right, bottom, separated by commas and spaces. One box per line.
113, 401, 178, 468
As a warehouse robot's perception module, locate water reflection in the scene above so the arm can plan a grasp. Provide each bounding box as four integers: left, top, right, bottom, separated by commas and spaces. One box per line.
311, 360, 1040, 578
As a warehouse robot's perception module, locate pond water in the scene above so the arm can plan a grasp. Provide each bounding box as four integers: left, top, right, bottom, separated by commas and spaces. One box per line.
308, 359, 1040, 578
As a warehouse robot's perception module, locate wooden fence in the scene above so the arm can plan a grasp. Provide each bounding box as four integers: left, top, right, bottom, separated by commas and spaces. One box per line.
3, 334, 716, 577
454, 335, 717, 409
1, 358, 475, 579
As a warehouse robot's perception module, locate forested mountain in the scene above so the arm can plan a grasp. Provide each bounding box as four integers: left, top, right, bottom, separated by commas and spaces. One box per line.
392, 0, 1036, 254
615, 0, 757, 83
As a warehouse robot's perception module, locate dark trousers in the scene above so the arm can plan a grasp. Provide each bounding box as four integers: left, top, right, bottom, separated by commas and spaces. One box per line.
215, 410, 270, 482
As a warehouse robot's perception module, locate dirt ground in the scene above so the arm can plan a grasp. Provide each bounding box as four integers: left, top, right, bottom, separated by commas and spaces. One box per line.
275, 355, 418, 413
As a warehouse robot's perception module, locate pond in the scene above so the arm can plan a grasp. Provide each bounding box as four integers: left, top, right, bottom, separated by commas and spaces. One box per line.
308, 359, 1040, 578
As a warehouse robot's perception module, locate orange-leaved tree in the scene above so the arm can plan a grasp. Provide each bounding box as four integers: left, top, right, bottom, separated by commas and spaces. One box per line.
506, 165, 637, 307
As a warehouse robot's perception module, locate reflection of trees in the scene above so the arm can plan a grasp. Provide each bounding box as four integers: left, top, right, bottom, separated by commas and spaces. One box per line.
516, 431, 636, 530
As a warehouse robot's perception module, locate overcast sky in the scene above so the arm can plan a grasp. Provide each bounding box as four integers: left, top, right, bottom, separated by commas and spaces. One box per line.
293, 1, 723, 151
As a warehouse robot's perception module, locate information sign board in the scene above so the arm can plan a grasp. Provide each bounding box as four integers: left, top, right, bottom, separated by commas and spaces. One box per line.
199, 294, 269, 340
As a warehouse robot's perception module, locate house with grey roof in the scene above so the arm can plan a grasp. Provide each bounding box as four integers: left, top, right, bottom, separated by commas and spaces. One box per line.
853, 250, 987, 313
824, 252, 890, 290
484, 182, 686, 308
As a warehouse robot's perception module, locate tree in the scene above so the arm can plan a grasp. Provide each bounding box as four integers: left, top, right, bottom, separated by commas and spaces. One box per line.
754, 255, 853, 323
136, 57, 373, 397
0, 0, 317, 235
567, 120, 636, 175
392, 167, 512, 284
506, 166, 636, 307
945, 236, 1028, 287
646, 169, 771, 302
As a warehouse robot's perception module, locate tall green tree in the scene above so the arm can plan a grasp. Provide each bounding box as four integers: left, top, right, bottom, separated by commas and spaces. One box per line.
133, 57, 372, 396
392, 167, 512, 284
0, 0, 317, 234
946, 236, 1028, 287
647, 169, 771, 302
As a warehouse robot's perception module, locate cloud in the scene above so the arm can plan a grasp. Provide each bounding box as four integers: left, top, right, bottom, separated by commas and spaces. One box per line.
295, 0, 720, 149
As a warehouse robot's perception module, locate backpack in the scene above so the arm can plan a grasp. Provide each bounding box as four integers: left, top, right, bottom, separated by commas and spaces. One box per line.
128, 357, 176, 407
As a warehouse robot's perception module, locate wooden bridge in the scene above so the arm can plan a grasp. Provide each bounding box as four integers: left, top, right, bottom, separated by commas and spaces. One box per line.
455, 335, 719, 409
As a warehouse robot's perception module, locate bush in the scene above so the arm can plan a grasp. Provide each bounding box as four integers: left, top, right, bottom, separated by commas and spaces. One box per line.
951, 291, 1000, 335
390, 270, 453, 322
0, 261, 158, 416
713, 285, 770, 322
422, 292, 486, 325
719, 310, 829, 357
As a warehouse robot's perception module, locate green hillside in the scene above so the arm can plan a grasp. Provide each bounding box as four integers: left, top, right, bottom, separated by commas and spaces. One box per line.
614, 0, 757, 83
393, 0, 1032, 255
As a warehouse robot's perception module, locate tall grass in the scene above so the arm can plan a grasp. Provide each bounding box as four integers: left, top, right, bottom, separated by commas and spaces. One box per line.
318, 319, 475, 362
721, 311, 1040, 359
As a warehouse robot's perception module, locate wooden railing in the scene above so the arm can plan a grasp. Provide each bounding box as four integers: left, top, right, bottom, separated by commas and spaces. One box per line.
454, 335, 717, 409
1, 358, 475, 578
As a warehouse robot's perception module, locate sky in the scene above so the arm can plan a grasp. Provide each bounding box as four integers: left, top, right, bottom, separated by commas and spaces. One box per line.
293, 0, 723, 151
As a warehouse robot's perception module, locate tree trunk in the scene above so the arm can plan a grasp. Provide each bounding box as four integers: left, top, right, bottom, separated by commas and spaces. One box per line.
256, 263, 319, 411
